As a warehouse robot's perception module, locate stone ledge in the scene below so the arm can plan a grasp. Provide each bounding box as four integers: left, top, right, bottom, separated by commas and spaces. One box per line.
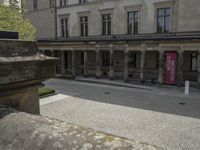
0, 106, 163, 150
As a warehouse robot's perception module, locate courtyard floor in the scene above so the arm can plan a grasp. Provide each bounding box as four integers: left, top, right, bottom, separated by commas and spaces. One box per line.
40, 78, 200, 150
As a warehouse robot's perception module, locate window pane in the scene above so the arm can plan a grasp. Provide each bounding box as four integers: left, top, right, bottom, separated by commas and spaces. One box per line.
108, 21, 111, 35
85, 23, 88, 36
134, 20, 138, 34
158, 9, 164, 17
128, 20, 132, 34
164, 16, 170, 33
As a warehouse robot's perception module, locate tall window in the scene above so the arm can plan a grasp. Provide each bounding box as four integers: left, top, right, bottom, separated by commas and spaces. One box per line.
102, 14, 111, 35
191, 53, 198, 71
61, 18, 68, 37
80, 16, 88, 36
60, 0, 67, 7
33, 0, 37, 10
157, 7, 171, 33
79, 0, 87, 3
127, 11, 139, 34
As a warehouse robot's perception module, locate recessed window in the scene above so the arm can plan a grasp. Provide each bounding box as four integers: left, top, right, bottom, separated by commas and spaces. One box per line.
190, 53, 198, 71
61, 18, 68, 37
127, 11, 139, 34
157, 7, 171, 33
80, 16, 88, 37
79, 0, 87, 3
33, 0, 37, 10
49, 0, 55, 8
60, 0, 67, 7
102, 14, 111, 35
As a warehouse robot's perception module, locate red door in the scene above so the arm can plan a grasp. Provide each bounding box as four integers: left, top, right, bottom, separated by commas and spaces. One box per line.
164, 52, 177, 85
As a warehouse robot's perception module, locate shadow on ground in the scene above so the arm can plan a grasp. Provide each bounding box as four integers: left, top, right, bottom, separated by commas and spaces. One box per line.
44, 78, 200, 119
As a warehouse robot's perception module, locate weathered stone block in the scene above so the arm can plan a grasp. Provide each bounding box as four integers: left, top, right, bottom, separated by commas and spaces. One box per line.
0, 39, 57, 114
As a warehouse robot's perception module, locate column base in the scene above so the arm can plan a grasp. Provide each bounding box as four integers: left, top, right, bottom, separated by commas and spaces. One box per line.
83, 74, 88, 78
140, 79, 145, 83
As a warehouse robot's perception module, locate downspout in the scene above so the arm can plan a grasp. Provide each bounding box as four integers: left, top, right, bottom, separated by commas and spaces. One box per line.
55, 0, 58, 40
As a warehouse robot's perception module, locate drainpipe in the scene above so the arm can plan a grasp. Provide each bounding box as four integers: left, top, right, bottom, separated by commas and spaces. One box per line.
54, 0, 58, 40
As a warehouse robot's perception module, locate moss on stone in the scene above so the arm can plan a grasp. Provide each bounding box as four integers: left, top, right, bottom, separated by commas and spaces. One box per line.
39, 87, 55, 97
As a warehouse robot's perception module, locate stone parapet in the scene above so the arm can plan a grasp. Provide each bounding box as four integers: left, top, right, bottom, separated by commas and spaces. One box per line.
0, 39, 58, 114
0, 106, 163, 150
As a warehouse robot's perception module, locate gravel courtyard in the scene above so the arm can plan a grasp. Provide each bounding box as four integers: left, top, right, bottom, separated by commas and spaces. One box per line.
40, 78, 200, 150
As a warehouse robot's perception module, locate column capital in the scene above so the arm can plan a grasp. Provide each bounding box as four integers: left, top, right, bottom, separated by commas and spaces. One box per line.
124, 44, 129, 53
109, 44, 114, 48
178, 50, 183, 54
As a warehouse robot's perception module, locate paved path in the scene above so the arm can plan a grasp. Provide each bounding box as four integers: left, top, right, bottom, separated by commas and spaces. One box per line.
40, 78, 200, 150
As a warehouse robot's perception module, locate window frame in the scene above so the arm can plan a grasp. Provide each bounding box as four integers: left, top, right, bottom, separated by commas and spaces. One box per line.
127, 11, 139, 35
190, 53, 198, 72
79, 0, 87, 4
60, 18, 69, 38
60, 0, 67, 7
154, 1, 174, 33
156, 7, 172, 33
80, 16, 89, 37
49, 0, 55, 8
33, 0, 37, 10
102, 14, 112, 36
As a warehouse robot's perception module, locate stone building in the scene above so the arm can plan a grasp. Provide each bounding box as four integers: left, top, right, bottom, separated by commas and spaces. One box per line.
25, 0, 200, 86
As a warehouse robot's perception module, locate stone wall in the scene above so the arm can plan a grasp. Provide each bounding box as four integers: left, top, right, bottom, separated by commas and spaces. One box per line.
0, 106, 162, 150
24, 0, 56, 39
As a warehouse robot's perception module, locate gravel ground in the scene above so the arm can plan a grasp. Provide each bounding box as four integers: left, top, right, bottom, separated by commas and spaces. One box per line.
40, 78, 200, 150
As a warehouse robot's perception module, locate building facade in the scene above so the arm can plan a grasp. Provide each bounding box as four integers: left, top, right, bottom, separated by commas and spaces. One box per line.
25, 0, 200, 87
24, 0, 57, 39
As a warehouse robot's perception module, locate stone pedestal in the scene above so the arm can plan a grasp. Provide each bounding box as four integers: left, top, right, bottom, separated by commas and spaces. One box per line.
0, 39, 57, 114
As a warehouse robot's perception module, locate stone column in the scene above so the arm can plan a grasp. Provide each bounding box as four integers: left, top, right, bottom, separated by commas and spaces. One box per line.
158, 49, 164, 85
140, 49, 145, 82
61, 50, 65, 75
109, 45, 114, 80
84, 50, 88, 77
177, 50, 184, 86
197, 51, 200, 87
96, 45, 101, 79
52, 50, 56, 57
124, 44, 129, 81
71, 50, 76, 77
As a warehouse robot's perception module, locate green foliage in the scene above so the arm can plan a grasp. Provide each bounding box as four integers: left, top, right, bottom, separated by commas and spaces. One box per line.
0, 0, 36, 40
39, 87, 56, 97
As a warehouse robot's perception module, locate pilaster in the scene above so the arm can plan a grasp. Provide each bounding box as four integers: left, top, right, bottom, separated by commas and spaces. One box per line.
124, 44, 129, 81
